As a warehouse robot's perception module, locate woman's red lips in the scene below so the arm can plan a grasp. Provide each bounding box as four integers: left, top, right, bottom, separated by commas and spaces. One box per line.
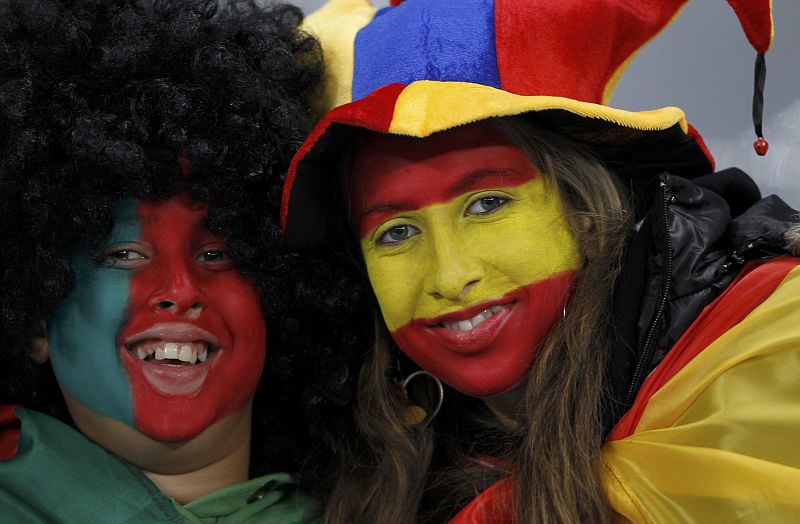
424, 296, 516, 326
418, 296, 519, 354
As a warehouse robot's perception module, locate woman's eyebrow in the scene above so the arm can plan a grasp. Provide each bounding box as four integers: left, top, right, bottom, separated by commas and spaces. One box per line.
360, 167, 532, 220
359, 202, 415, 222
447, 167, 532, 197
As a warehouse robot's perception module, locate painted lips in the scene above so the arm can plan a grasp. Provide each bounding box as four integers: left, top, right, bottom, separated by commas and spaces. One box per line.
421, 297, 516, 354
120, 323, 222, 396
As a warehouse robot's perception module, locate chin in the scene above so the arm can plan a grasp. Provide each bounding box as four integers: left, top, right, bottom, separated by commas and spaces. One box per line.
432, 358, 530, 398
451, 375, 524, 398
132, 388, 251, 443
122, 347, 263, 443
135, 413, 216, 443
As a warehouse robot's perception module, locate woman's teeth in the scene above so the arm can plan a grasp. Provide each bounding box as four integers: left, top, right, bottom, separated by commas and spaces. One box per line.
131, 341, 210, 365
441, 305, 504, 332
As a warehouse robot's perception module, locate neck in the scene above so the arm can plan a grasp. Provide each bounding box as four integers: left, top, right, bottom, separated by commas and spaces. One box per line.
144, 429, 251, 504
63, 392, 255, 505
481, 378, 527, 429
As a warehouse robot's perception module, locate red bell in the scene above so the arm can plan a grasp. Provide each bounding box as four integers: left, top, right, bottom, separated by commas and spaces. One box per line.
753, 137, 769, 156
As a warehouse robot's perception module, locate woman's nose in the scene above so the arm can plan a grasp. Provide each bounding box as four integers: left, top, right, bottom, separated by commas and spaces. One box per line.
426, 230, 483, 302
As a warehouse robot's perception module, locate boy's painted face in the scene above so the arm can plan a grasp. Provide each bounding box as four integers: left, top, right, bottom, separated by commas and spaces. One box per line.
349, 124, 580, 397
47, 196, 266, 442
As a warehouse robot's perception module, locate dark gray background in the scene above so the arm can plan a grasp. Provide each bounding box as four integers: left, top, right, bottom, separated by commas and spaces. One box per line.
291, 0, 800, 205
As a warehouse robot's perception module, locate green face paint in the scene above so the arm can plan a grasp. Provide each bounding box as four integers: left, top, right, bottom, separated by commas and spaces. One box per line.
47, 200, 139, 426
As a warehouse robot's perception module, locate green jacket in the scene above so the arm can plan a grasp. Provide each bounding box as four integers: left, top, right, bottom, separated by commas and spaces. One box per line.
0, 408, 319, 523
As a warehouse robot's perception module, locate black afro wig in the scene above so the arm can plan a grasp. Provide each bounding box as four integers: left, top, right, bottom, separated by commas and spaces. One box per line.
0, 0, 370, 492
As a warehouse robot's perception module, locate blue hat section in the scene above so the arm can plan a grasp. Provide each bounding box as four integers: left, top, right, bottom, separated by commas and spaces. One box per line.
352, 0, 501, 101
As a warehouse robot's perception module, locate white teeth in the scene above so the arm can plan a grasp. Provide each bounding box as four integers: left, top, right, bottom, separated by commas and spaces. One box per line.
442, 305, 505, 332
163, 342, 179, 360
472, 312, 488, 328
178, 343, 196, 364
135, 341, 209, 365
135, 343, 156, 360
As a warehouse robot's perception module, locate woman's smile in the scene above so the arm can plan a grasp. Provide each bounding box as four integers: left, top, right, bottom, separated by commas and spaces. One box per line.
421, 297, 516, 354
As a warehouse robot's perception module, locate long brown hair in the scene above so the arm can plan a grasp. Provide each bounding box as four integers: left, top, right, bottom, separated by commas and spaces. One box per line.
323, 117, 632, 523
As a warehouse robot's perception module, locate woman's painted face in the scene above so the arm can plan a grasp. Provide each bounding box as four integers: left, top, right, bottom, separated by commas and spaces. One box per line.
349, 124, 580, 397
47, 196, 266, 442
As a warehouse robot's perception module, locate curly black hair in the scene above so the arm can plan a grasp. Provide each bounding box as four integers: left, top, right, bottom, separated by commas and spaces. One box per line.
0, 0, 369, 491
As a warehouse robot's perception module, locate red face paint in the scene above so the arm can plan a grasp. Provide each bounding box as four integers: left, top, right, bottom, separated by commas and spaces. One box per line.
349, 123, 535, 239
350, 123, 580, 396
117, 196, 266, 441
392, 275, 574, 396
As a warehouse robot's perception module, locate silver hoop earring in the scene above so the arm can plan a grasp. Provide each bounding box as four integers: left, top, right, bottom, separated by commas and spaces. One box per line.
402, 370, 444, 426
562, 302, 568, 320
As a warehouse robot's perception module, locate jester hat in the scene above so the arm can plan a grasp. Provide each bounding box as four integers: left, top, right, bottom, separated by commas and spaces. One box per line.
281, 0, 773, 245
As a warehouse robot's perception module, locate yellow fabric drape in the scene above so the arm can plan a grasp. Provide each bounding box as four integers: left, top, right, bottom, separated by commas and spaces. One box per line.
603, 262, 800, 523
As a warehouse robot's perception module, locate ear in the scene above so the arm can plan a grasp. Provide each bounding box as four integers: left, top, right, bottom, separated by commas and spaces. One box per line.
28, 321, 50, 364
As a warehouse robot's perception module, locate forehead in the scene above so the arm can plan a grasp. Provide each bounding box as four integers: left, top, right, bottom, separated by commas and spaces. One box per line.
348, 123, 538, 220
111, 196, 208, 225
106, 196, 212, 247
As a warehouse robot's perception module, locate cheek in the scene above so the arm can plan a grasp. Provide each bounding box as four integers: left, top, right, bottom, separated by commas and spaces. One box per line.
210, 277, 266, 413
472, 209, 580, 282
208, 275, 266, 351
47, 258, 134, 425
363, 246, 428, 332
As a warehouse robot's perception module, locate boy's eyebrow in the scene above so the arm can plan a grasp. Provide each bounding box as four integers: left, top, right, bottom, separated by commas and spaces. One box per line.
111, 215, 140, 225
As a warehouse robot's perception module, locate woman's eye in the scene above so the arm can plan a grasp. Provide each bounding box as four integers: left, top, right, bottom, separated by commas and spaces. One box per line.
377, 224, 420, 245
465, 196, 508, 216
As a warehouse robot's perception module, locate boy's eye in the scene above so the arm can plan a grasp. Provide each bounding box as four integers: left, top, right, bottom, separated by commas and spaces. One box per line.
377, 224, 420, 245
465, 196, 508, 216
197, 250, 230, 263
109, 250, 145, 261
196, 246, 236, 270
104, 248, 148, 268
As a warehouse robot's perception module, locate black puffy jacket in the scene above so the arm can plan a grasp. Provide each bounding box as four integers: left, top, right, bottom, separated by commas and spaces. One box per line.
604, 168, 799, 432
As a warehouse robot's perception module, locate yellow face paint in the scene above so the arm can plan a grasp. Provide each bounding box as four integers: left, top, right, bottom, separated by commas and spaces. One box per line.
349, 123, 581, 396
